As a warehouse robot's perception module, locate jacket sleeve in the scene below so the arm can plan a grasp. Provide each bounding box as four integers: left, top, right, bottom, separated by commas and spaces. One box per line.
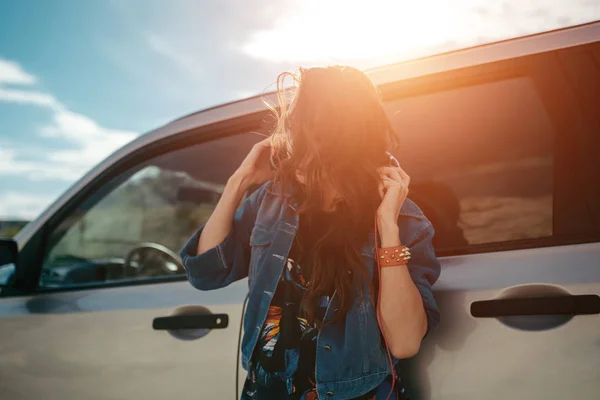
406, 221, 441, 338
179, 184, 267, 291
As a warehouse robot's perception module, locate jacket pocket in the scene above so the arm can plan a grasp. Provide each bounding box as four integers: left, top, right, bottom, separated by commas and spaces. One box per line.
248, 225, 276, 289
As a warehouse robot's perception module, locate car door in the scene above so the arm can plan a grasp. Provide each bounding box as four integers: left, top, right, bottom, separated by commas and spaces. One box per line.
380, 39, 600, 399
0, 129, 264, 400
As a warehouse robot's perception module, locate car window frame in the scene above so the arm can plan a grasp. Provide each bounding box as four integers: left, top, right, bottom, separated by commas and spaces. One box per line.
9, 112, 268, 296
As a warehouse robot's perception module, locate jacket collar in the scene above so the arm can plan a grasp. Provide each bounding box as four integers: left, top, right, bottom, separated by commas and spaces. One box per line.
265, 179, 301, 209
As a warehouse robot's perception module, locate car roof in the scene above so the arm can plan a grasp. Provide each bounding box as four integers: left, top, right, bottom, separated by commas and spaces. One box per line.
160, 20, 600, 140
15, 20, 600, 246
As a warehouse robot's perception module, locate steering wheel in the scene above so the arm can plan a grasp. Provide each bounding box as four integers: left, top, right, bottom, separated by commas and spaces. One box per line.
123, 242, 184, 278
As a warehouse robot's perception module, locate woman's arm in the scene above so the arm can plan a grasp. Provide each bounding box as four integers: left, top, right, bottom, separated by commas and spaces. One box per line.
196, 173, 251, 255
197, 139, 273, 255
180, 139, 273, 290
376, 166, 441, 359
378, 218, 430, 359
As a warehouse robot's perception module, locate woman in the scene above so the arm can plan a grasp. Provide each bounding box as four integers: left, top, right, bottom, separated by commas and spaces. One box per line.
180, 66, 441, 400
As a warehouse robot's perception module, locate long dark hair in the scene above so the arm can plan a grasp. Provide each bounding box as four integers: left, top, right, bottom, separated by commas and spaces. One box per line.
268, 66, 398, 325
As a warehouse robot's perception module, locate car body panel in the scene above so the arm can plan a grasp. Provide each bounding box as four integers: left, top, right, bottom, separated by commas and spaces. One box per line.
401, 242, 600, 399
0, 280, 248, 400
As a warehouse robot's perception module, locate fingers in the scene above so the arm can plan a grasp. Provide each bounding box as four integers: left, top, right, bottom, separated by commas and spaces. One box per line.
378, 166, 401, 182
251, 138, 274, 160
396, 166, 410, 183
381, 177, 403, 190
256, 138, 272, 149
380, 177, 408, 198
378, 166, 410, 186
379, 178, 400, 198
379, 166, 410, 201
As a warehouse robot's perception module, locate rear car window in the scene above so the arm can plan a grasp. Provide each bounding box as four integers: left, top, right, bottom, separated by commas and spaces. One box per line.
385, 77, 554, 251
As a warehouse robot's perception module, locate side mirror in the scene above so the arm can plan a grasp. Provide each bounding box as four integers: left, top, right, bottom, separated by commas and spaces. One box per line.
0, 239, 18, 287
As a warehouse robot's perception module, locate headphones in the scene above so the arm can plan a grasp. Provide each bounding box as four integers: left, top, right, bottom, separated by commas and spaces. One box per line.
387, 151, 401, 168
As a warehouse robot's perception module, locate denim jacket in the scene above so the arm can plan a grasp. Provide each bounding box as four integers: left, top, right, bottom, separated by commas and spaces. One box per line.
180, 181, 441, 400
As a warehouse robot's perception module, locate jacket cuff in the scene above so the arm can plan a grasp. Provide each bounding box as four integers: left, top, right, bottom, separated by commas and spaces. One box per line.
179, 224, 232, 290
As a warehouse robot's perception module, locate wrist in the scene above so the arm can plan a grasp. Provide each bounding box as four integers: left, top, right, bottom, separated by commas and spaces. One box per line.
376, 213, 398, 229
377, 218, 400, 248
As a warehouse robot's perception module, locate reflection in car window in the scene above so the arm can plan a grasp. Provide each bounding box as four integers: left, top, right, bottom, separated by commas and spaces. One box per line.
41, 132, 263, 288
385, 77, 554, 250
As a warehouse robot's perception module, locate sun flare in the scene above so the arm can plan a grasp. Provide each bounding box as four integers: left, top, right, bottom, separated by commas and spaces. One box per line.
242, 0, 472, 64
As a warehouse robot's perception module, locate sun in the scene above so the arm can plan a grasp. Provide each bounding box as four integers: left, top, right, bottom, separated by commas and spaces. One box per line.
242, 0, 466, 64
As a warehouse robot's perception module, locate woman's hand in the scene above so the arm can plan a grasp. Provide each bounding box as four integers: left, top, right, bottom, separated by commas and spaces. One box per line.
377, 166, 410, 224
232, 138, 274, 191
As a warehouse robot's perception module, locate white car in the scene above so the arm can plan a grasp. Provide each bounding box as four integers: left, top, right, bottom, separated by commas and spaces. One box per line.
1, 21, 599, 400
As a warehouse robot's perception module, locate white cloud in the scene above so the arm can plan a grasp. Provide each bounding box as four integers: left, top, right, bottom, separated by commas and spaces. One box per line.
43, 109, 137, 171
0, 59, 139, 218
0, 60, 138, 180
0, 87, 61, 108
0, 58, 37, 85
1, 135, 137, 184
0, 192, 57, 220
0, 58, 62, 108
0, 110, 137, 181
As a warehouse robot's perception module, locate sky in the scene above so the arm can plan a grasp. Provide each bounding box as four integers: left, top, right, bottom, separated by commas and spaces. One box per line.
0, 0, 598, 220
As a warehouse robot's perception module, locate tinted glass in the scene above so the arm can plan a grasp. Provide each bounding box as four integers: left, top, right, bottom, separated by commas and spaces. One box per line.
385, 77, 555, 250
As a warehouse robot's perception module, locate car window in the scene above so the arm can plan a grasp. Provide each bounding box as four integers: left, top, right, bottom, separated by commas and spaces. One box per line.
385, 76, 555, 251
40, 132, 263, 289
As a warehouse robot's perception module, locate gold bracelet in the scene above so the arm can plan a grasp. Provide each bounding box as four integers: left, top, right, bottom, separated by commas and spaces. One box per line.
377, 245, 411, 267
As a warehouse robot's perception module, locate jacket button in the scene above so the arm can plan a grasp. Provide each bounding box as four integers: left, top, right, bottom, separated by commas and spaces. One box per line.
327, 391, 334, 396
324, 345, 331, 351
